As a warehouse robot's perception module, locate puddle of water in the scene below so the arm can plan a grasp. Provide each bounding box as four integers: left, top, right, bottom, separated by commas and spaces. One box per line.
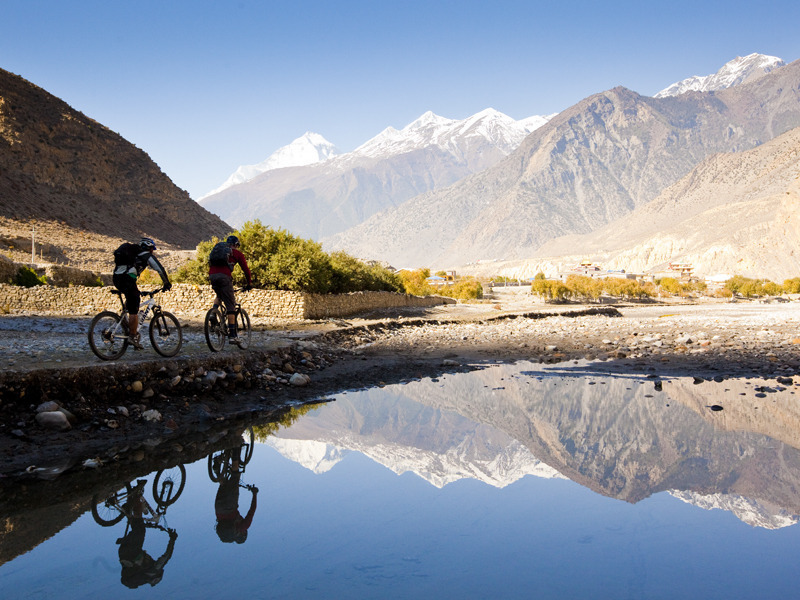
2, 360, 800, 599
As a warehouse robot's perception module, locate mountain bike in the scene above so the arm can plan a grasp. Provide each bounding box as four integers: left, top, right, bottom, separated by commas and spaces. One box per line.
203, 289, 251, 352
88, 288, 182, 360
91, 465, 187, 527
207, 427, 255, 482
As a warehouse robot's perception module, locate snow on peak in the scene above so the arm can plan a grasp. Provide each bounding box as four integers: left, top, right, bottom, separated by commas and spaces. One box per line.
198, 131, 339, 200
352, 108, 552, 159
655, 53, 785, 98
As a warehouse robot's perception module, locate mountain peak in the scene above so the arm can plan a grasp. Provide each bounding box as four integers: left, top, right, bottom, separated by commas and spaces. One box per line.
655, 53, 785, 98
199, 131, 338, 199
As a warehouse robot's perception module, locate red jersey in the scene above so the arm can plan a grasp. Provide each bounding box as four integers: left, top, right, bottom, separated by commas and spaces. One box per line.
209, 247, 252, 285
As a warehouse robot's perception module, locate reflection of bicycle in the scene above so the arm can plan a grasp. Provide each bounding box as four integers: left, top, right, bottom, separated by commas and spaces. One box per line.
203, 288, 251, 352
92, 465, 186, 527
208, 427, 255, 482
88, 288, 183, 360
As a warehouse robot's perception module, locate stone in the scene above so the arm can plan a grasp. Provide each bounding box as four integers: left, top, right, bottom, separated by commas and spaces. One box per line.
289, 373, 310, 386
141, 388, 155, 399
131, 380, 143, 393
35, 411, 71, 431
142, 409, 162, 422
170, 376, 182, 387
36, 401, 60, 413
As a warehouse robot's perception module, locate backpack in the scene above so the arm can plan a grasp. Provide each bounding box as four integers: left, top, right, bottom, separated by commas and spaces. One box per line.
113, 242, 140, 267
208, 241, 233, 268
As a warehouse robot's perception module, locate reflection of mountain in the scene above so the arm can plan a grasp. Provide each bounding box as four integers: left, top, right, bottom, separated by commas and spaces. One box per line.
275, 362, 800, 527
268, 392, 564, 488
670, 490, 799, 530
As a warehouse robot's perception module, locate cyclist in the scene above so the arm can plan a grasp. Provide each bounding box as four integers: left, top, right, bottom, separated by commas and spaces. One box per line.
208, 235, 252, 345
112, 237, 172, 350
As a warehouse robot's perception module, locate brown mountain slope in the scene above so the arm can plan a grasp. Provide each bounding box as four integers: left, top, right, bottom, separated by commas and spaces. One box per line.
0, 67, 229, 269
325, 59, 800, 269
527, 125, 800, 280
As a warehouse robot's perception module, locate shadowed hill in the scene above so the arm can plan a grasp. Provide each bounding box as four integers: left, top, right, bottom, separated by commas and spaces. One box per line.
0, 67, 229, 268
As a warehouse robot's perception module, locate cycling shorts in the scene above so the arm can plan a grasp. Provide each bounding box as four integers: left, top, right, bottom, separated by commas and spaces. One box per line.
113, 273, 141, 313
210, 273, 236, 313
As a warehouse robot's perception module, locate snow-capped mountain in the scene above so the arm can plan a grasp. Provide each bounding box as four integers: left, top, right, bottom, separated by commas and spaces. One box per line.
655, 53, 785, 98
198, 132, 338, 200
670, 490, 800, 530
349, 108, 553, 161
199, 108, 553, 240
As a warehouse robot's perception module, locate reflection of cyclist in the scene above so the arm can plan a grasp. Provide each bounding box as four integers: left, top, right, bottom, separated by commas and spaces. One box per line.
214, 456, 258, 544
116, 496, 177, 588
208, 235, 252, 346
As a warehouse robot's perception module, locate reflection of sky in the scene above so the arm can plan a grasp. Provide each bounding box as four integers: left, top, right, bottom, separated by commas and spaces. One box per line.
4, 364, 800, 598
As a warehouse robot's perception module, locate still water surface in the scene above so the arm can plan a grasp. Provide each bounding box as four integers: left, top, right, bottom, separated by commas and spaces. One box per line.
3, 360, 800, 599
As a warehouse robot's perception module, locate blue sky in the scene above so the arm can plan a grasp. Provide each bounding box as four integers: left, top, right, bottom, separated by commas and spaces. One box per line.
3, 0, 800, 199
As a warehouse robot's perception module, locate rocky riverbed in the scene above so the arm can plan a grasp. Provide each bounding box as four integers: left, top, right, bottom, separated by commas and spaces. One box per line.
1, 296, 799, 479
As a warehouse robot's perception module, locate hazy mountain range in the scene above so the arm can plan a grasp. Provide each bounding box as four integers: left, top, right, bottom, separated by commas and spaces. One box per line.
198, 108, 554, 240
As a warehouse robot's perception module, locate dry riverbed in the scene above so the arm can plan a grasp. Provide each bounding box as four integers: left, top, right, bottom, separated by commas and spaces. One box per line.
2, 295, 800, 479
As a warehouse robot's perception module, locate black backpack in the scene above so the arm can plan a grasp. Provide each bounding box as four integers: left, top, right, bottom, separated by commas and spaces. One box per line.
113, 242, 140, 267
208, 241, 232, 268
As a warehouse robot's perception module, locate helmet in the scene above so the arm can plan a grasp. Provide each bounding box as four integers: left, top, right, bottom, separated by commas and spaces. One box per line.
226, 235, 240, 248
139, 237, 157, 251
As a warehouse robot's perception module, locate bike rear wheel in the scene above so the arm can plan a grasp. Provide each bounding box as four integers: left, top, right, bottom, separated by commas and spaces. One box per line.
149, 310, 183, 357
91, 483, 134, 526
152, 464, 186, 507
88, 311, 129, 360
235, 308, 251, 349
204, 307, 226, 352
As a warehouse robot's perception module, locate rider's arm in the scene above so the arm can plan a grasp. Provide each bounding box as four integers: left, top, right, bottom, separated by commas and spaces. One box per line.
147, 255, 172, 289
233, 250, 253, 286
241, 490, 258, 530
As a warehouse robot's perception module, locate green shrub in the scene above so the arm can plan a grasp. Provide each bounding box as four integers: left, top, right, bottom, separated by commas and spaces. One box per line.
174, 220, 401, 294
783, 277, 800, 294
13, 266, 47, 287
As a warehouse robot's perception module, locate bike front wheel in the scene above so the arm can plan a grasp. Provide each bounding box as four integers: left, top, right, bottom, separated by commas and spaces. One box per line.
149, 310, 183, 357
235, 308, 251, 349
152, 464, 186, 507
204, 307, 226, 352
88, 311, 129, 360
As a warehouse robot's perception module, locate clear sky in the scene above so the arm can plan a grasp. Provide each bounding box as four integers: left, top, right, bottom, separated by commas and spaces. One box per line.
3, 0, 800, 199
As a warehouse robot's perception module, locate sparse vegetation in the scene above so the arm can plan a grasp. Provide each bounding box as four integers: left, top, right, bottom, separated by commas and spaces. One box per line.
396, 269, 483, 300
173, 220, 403, 294
12, 266, 47, 287
531, 275, 653, 302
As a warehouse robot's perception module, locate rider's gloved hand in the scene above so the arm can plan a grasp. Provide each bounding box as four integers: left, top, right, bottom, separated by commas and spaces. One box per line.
163, 282, 172, 292
244, 284, 252, 292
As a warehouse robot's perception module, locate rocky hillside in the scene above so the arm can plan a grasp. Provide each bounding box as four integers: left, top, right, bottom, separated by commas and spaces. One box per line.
325, 59, 800, 269
526, 126, 800, 280
0, 67, 230, 270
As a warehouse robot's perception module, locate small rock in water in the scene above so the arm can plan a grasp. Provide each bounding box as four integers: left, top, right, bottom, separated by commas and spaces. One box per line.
708, 404, 724, 412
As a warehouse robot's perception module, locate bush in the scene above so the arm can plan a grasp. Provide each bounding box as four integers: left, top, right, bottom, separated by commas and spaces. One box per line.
174, 221, 402, 294
13, 266, 47, 287
783, 277, 800, 294
531, 279, 570, 302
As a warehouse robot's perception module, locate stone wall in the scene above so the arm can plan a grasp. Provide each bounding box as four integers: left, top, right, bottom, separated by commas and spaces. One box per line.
0, 283, 453, 321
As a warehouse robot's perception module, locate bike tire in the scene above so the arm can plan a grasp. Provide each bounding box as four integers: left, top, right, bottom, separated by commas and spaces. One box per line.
91, 483, 133, 526
204, 307, 226, 352
207, 450, 226, 482
235, 308, 251, 349
88, 311, 129, 360
149, 310, 183, 357
240, 427, 255, 466
152, 464, 187, 507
